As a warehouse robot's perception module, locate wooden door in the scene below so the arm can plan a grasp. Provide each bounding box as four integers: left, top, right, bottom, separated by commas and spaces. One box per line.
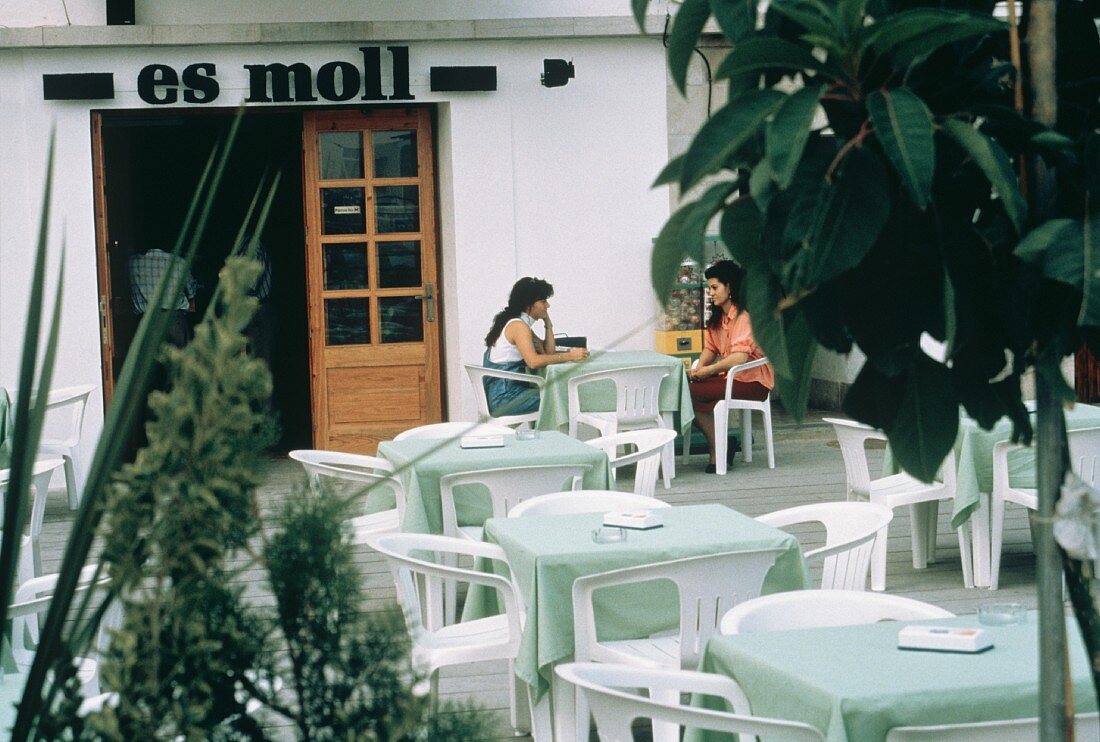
91, 113, 119, 401
302, 108, 442, 453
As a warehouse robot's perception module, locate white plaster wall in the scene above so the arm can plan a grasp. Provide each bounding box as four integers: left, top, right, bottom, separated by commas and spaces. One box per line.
0, 36, 669, 448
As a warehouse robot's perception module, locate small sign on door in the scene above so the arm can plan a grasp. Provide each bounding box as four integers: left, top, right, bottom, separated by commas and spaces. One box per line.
333, 205, 362, 215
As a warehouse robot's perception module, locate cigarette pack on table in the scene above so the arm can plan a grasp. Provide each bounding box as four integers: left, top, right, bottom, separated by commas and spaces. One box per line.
459, 435, 505, 449
897, 625, 993, 653
602, 510, 663, 530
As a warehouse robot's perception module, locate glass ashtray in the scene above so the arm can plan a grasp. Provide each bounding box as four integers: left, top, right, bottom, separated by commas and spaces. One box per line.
978, 603, 1028, 626
515, 428, 540, 441
591, 527, 628, 544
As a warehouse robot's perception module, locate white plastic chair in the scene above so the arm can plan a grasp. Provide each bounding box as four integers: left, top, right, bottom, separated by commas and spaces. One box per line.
288, 449, 406, 541
0, 457, 65, 575
584, 429, 677, 498
464, 364, 546, 429
708, 357, 775, 473
990, 426, 1100, 590
393, 421, 514, 441
567, 365, 675, 488
570, 549, 782, 742
10, 563, 121, 698
555, 662, 825, 742
825, 417, 974, 590
508, 490, 670, 518
720, 590, 955, 634
439, 463, 591, 543
886, 713, 1099, 741
756, 501, 894, 590
37, 384, 97, 509
364, 532, 532, 735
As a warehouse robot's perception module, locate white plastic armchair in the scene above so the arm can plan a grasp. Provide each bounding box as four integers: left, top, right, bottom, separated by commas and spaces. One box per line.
825, 417, 973, 591
555, 662, 825, 742
886, 713, 1099, 741
570, 549, 782, 742
393, 421, 513, 441
713, 357, 774, 472
720, 590, 954, 635
508, 490, 670, 518
10, 563, 118, 698
990, 426, 1100, 589
567, 365, 675, 488
1, 457, 65, 575
584, 429, 677, 498
288, 449, 406, 541
756, 501, 894, 590
464, 364, 545, 428
439, 463, 590, 543
364, 532, 532, 735
37, 384, 97, 509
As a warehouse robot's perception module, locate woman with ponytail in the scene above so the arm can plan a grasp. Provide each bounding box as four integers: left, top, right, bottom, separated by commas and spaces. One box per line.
482, 277, 589, 416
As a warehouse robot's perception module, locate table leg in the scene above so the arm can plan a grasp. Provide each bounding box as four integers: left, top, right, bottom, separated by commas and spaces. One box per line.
550, 662, 579, 742
971, 492, 992, 588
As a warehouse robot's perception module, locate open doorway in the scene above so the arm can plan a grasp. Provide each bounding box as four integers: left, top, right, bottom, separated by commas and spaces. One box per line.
96, 110, 311, 452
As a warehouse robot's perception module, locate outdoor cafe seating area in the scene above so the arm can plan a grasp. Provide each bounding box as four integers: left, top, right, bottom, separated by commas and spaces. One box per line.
9, 354, 1100, 740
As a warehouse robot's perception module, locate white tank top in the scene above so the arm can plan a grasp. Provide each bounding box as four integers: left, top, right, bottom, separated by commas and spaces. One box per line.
488, 314, 535, 364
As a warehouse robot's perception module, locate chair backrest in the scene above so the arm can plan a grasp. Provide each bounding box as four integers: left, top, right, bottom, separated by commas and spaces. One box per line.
288, 449, 405, 519
567, 365, 669, 426
886, 713, 1099, 741
725, 357, 771, 399
365, 532, 525, 637
824, 417, 885, 498
393, 421, 514, 441
42, 385, 97, 447
508, 489, 670, 518
439, 463, 591, 535
463, 364, 543, 426
585, 429, 677, 497
573, 549, 782, 669
555, 663, 825, 742
10, 563, 110, 670
1067, 427, 1100, 487
756, 502, 893, 590
720, 590, 955, 635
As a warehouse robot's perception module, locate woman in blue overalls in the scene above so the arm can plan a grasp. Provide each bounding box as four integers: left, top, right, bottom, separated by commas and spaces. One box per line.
482, 277, 589, 416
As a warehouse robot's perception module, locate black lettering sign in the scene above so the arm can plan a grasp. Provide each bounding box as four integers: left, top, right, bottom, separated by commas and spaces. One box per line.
360, 46, 383, 100
316, 61, 360, 102
137, 64, 179, 105
244, 62, 318, 103
388, 46, 413, 101
181, 63, 219, 104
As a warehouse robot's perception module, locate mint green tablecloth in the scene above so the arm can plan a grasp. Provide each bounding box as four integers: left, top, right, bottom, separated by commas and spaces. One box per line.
0, 670, 26, 735
536, 350, 694, 434
376, 431, 611, 534
884, 404, 1100, 528
689, 611, 1095, 742
463, 503, 810, 698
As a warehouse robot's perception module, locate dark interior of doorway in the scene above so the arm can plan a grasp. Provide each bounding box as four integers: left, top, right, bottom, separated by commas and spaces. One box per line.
101, 110, 311, 453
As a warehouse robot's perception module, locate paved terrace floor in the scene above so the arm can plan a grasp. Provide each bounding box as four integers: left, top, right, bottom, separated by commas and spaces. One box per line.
32, 408, 1045, 740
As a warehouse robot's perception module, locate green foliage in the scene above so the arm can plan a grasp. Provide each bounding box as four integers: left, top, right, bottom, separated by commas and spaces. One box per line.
641, 0, 1100, 483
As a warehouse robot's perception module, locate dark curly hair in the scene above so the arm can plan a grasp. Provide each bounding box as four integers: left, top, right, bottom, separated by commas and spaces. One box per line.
484, 277, 554, 347
704, 260, 747, 329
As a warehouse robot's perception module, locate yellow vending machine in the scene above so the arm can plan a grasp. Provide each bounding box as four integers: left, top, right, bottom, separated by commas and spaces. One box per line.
656, 257, 705, 369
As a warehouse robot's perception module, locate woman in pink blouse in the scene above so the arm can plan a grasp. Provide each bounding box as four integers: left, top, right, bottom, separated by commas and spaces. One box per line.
688, 260, 774, 473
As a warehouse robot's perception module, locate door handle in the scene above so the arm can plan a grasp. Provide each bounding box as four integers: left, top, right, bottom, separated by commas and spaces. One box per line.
99, 296, 109, 346
414, 282, 435, 322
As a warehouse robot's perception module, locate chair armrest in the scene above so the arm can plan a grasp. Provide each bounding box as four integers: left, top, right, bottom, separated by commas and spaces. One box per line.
480, 367, 545, 387
724, 357, 769, 397
992, 440, 1028, 495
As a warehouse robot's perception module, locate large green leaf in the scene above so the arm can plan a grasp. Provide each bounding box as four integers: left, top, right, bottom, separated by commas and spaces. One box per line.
1014, 218, 1079, 264
653, 153, 685, 187
842, 361, 906, 431
632, 0, 651, 29
1081, 208, 1100, 328
679, 180, 739, 263
769, 0, 838, 39
803, 147, 892, 285
886, 354, 959, 483
719, 196, 767, 270
766, 84, 824, 189
669, 0, 712, 94
743, 270, 790, 376
839, 0, 869, 43
861, 10, 1006, 68
867, 89, 935, 209
1034, 221, 1085, 289
715, 37, 844, 81
941, 119, 1027, 234
768, 307, 818, 420
651, 206, 697, 305
679, 89, 786, 191
710, 0, 758, 43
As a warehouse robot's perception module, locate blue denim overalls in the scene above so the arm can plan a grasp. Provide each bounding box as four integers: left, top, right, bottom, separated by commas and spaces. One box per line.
482, 348, 541, 417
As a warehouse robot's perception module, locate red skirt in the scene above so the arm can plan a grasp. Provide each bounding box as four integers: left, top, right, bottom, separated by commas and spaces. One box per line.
689, 375, 770, 416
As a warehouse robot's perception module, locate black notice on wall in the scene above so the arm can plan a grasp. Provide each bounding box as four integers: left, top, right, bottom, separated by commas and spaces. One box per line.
43, 73, 115, 100
429, 66, 497, 92
106, 0, 135, 25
